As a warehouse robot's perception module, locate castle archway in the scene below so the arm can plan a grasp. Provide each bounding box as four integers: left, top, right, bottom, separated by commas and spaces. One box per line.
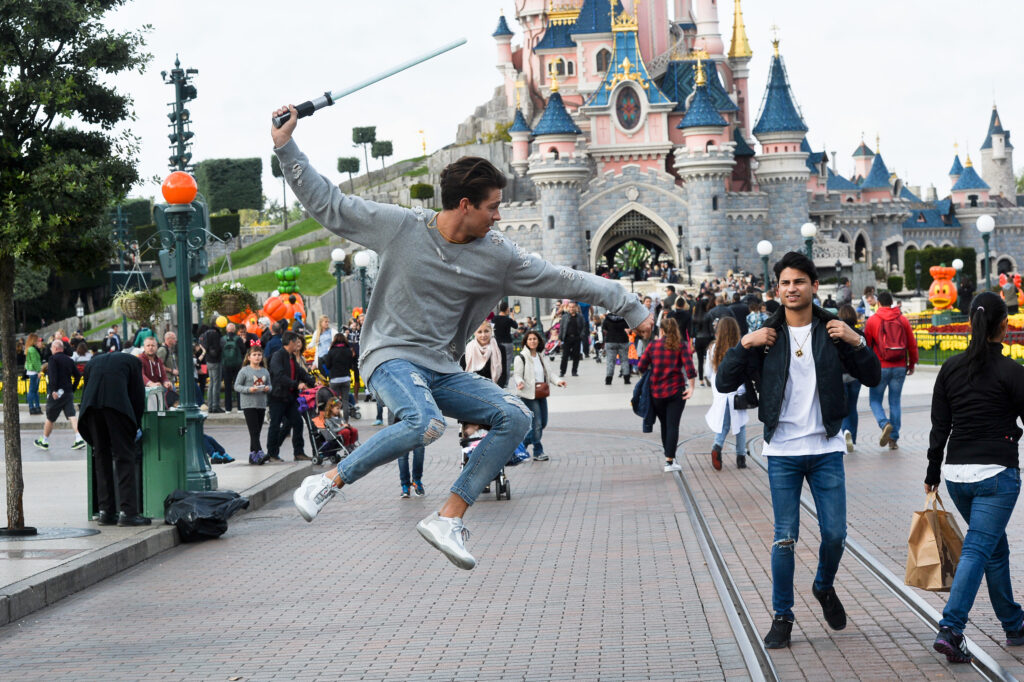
590, 203, 677, 272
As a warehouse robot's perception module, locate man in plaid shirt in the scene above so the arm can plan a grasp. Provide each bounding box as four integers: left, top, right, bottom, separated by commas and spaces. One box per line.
637, 317, 696, 472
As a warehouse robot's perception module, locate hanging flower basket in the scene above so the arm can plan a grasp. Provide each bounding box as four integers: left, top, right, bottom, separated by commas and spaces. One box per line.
112, 289, 165, 324
202, 281, 258, 319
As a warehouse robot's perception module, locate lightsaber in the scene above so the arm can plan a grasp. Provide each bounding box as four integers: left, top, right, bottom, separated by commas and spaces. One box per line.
272, 38, 467, 128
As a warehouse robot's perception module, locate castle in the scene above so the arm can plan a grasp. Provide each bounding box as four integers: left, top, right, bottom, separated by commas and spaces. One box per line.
473, 0, 1023, 283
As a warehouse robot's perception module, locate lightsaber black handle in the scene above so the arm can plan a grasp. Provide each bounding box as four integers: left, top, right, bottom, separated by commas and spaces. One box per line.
272, 99, 318, 129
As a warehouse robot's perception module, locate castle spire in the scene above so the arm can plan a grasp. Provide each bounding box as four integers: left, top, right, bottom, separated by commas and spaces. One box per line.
728, 0, 752, 59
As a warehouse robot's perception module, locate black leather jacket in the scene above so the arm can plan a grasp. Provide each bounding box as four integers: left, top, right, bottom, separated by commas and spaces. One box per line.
716, 305, 881, 444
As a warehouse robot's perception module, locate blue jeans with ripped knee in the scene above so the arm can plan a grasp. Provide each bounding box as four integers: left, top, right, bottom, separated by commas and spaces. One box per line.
337, 359, 533, 506
767, 451, 847, 620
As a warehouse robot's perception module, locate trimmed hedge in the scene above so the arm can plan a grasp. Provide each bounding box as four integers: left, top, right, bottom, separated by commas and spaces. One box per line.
886, 275, 904, 293
903, 246, 977, 292
194, 158, 263, 212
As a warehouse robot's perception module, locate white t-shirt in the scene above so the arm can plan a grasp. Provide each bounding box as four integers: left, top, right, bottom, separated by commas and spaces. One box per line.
944, 464, 1006, 483
762, 323, 846, 457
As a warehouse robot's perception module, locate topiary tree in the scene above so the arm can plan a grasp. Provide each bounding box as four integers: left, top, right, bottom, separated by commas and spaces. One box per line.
270, 154, 288, 230
886, 275, 904, 294
0, 0, 148, 531
371, 140, 393, 180
903, 246, 977, 293
194, 158, 263, 212
410, 183, 434, 206
337, 156, 359, 192
352, 126, 376, 182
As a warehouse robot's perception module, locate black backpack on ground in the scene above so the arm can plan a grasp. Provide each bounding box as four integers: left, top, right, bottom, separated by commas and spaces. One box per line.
164, 490, 249, 542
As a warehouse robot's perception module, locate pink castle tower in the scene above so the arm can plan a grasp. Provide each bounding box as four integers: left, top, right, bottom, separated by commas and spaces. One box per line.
692, 0, 725, 57
726, 0, 752, 132
852, 136, 874, 182
635, 0, 669, 64
492, 12, 517, 108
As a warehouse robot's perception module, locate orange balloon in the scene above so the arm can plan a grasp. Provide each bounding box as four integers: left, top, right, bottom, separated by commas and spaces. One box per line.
162, 171, 198, 204
260, 293, 306, 326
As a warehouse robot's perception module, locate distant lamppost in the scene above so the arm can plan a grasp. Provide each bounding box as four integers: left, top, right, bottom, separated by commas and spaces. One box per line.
354, 250, 372, 310
756, 240, 773, 290
704, 244, 712, 273
331, 247, 347, 325
162, 309, 172, 333
733, 247, 739, 272
685, 254, 693, 285
191, 284, 204, 328
530, 252, 543, 317
977, 214, 995, 290
800, 222, 817, 260
914, 260, 923, 296
952, 257, 964, 289
75, 297, 85, 332
834, 259, 842, 284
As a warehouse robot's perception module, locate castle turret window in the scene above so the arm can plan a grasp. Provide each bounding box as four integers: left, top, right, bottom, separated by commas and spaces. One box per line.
596, 49, 611, 73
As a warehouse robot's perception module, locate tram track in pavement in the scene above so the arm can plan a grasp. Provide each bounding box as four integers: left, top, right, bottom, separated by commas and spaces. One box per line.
556, 425, 1015, 681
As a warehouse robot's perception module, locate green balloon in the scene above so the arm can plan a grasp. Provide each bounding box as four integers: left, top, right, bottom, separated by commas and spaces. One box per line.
274, 268, 284, 279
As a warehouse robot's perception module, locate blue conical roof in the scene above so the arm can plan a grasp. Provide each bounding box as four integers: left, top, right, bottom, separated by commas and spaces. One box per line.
753, 53, 808, 135
572, 0, 621, 35
951, 162, 990, 191
827, 169, 859, 192
899, 185, 922, 202
852, 141, 874, 158
509, 108, 532, 134
659, 59, 738, 113
733, 127, 755, 157
981, 107, 1013, 150
492, 14, 514, 38
678, 82, 727, 129
949, 155, 963, 177
860, 153, 891, 190
584, 22, 672, 108
533, 92, 582, 136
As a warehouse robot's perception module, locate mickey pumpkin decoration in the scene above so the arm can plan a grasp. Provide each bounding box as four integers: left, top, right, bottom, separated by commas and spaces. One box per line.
927, 266, 958, 310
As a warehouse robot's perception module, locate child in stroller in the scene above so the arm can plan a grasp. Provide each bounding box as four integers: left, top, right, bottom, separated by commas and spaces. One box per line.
543, 328, 561, 357
300, 387, 360, 466
460, 422, 511, 500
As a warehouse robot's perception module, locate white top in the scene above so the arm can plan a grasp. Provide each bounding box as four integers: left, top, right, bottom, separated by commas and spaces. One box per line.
944, 464, 1007, 483
704, 343, 748, 435
762, 323, 846, 457
532, 354, 545, 383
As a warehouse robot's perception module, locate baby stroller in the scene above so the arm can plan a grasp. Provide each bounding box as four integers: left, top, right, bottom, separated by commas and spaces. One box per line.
297, 387, 361, 466
310, 367, 362, 420
459, 422, 515, 501
543, 328, 561, 357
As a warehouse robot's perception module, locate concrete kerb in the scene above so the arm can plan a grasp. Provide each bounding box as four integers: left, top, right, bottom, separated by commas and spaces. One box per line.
0, 461, 313, 627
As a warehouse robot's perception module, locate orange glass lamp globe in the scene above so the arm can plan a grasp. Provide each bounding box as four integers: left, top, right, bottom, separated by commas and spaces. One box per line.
161, 171, 197, 205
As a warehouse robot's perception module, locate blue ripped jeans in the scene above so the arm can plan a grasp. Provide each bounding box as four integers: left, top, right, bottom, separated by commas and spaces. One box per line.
338, 359, 532, 506
767, 452, 847, 620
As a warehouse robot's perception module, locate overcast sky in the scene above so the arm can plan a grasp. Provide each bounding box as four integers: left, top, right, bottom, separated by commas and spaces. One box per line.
105, 0, 1024, 203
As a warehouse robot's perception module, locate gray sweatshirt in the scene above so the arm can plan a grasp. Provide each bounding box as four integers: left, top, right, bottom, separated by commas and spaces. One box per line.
273, 139, 649, 381
234, 366, 272, 410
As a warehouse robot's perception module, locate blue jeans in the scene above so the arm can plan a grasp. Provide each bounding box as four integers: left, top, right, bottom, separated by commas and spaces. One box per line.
869, 367, 905, 441
767, 452, 847, 620
521, 397, 548, 456
398, 448, 425, 487
941, 468, 1024, 634
840, 381, 861, 443
339, 359, 532, 505
713, 408, 747, 455
27, 374, 40, 411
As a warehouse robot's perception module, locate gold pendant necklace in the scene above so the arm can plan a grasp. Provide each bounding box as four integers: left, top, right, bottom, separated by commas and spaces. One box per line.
429, 214, 472, 245
794, 326, 812, 357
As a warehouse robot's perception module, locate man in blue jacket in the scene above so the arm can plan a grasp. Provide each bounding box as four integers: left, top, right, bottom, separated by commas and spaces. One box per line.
716, 251, 880, 650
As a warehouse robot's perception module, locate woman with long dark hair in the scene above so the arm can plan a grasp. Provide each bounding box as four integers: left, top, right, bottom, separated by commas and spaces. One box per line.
693, 296, 714, 387
638, 317, 696, 472
513, 330, 565, 461
926, 291, 1024, 663
837, 304, 865, 453
705, 317, 748, 470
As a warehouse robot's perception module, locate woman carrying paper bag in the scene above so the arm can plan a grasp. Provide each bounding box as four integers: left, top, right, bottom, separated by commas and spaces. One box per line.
924, 291, 1024, 664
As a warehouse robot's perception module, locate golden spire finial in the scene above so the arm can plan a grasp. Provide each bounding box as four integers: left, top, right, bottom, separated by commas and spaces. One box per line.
515, 79, 523, 108
611, 1, 638, 32
548, 61, 559, 93
695, 58, 706, 87
769, 23, 780, 57
875, 133, 880, 154
966, 150, 973, 168
729, 0, 753, 59
418, 129, 426, 156
954, 140, 959, 154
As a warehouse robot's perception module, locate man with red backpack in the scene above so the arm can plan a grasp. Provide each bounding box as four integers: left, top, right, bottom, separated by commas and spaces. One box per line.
864, 291, 917, 450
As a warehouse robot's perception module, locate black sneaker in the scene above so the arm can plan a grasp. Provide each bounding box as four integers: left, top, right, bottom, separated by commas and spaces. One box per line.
812, 586, 847, 630
736, 454, 747, 469
605, 377, 612, 385
763, 616, 792, 649
934, 626, 971, 663
623, 375, 630, 385
1006, 625, 1024, 646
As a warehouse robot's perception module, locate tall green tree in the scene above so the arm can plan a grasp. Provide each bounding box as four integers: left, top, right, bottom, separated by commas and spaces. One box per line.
194, 158, 263, 212
337, 156, 359, 192
371, 140, 393, 180
0, 0, 148, 531
270, 155, 288, 230
352, 126, 376, 182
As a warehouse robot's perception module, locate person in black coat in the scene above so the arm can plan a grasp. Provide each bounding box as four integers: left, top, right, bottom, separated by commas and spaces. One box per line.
322, 333, 356, 421
267, 331, 314, 462
78, 351, 148, 526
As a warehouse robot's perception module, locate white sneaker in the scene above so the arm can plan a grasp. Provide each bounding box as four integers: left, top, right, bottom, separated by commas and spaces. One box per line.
293, 474, 338, 522
844, 430, 854, 454
664, 461, 682, 473
416, 512, 476, 570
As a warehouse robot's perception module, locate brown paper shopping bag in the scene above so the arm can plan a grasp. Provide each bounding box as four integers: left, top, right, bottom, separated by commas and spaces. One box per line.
905, 491, 964, 592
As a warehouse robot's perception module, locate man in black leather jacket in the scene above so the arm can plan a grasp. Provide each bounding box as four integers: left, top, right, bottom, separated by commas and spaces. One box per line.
717, 251, 880, 651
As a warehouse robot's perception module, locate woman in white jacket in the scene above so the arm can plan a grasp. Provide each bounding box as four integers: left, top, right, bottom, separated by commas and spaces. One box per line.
705, 316, 749, 470
514, 330, 565, 461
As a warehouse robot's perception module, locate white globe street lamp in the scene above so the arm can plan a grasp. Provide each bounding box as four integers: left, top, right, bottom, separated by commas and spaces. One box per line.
976, 215, 995, 289
331, 248, 347, 324
800, 222, 817, 260
756, 240, 773, 288
353, 251, 372, 310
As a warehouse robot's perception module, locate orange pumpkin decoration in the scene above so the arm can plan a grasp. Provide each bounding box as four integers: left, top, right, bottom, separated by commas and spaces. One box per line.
927, 266, 958, 310
261, 292, 306, 328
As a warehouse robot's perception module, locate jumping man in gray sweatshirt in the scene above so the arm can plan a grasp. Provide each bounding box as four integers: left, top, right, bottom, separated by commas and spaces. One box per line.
276, 104, 653, 569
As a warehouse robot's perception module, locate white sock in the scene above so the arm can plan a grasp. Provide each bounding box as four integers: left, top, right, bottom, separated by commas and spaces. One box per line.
40, 436, 48, 444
